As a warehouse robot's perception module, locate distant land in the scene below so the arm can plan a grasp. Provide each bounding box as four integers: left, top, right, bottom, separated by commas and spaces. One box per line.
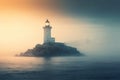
17, 42, 83, 57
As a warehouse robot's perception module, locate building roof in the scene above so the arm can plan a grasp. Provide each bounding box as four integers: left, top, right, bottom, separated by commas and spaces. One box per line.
45, 19, 50, 23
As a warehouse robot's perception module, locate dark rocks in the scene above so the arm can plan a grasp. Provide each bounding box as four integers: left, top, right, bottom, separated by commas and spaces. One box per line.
18, 42, 83, 57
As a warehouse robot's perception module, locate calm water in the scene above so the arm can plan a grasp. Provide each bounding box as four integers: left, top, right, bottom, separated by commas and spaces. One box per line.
0, 56, 120, 80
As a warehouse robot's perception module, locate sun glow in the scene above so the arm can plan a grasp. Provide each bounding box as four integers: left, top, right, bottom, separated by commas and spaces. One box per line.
0, 10, 103, 56
0, 0, 106, 56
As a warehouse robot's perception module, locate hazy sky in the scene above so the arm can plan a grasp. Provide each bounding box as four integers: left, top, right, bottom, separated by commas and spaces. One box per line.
0, 0, 120, 56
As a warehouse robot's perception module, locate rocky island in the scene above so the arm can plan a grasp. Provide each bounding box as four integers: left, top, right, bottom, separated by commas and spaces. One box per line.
17, 20, 83, 57
19, 42, 82, 57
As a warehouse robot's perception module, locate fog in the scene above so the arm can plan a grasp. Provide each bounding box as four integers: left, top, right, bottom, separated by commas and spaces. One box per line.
0, 0, 120, 60
66, 24, 120, 60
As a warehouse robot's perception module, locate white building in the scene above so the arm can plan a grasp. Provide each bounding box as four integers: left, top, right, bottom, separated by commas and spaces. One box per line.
43, 20, 55, 43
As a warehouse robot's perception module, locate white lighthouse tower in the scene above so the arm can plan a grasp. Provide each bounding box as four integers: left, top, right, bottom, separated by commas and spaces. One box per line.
43, 19, 55, 43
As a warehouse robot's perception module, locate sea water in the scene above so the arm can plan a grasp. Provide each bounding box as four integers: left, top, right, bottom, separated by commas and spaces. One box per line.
0, 56, 120, 80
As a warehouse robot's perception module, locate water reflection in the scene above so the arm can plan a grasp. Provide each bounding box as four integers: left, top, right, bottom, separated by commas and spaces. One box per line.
0, 56, 87, 72
0, 56, 120, 80
0, 57, 49, 72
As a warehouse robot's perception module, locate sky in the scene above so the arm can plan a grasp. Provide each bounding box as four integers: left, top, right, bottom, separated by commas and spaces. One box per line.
0, 0, 120, 56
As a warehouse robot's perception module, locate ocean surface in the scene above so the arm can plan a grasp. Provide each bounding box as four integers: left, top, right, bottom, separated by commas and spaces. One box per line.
0, 56, 120, 80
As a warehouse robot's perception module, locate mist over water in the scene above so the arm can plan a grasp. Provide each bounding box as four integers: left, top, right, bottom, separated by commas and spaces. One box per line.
66, 25, 120, 61
0, 26, 120, 80
0, 27, 120, 80
0, 14, 120, 80
0, 0, 120, 79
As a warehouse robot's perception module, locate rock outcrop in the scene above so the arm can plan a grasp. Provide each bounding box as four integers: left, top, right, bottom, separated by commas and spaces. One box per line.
18, 42, 82, 57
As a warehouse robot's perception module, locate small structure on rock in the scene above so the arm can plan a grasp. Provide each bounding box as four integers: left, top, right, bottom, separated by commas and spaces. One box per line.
43, 19, 55, 43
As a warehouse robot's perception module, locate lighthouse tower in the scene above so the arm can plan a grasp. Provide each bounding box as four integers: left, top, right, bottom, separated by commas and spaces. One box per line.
43, 20, 55, 43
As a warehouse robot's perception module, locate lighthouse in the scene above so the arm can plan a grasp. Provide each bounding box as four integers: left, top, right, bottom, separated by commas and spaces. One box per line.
43, 19, 55, 43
